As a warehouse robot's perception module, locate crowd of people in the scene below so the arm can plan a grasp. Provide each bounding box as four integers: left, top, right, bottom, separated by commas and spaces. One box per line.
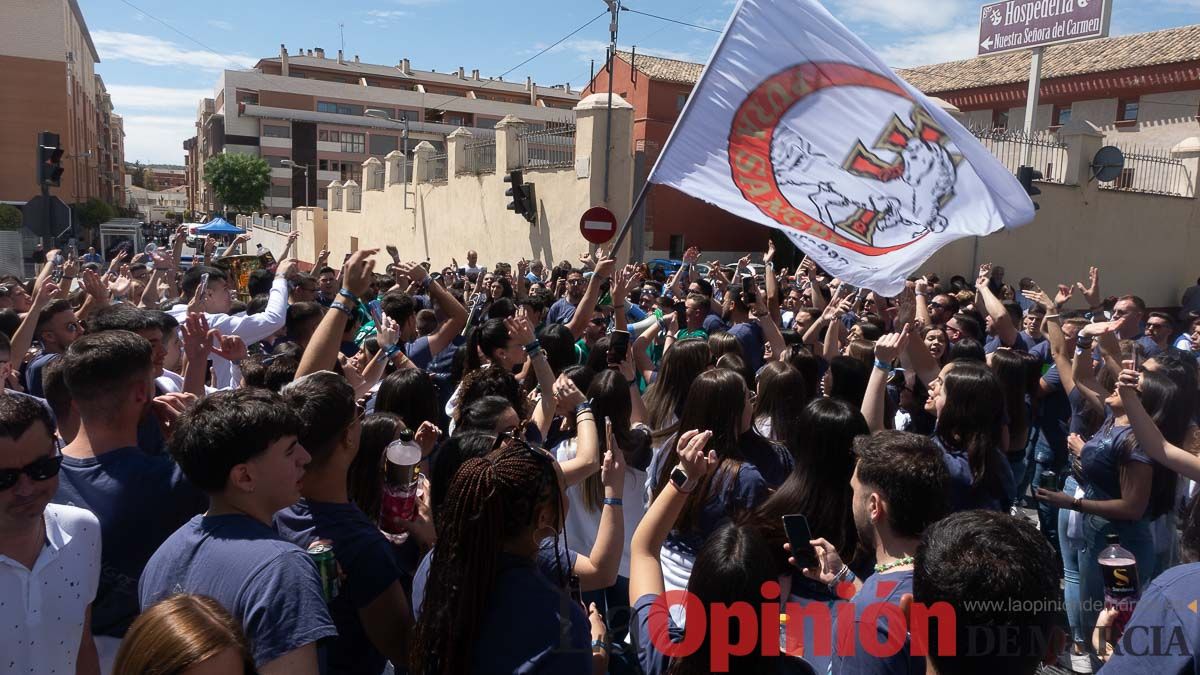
2, 228, 1200, 675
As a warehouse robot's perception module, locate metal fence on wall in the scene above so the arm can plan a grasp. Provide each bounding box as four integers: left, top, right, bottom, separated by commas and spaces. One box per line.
428, 153, 448, 182
1098, 144, 1193, 197
968, 126, 1069, 184
517, 124, 576, 169
458, 139, 496, 175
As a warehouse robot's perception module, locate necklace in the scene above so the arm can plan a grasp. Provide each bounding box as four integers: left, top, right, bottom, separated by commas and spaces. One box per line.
874, 555, 914, 573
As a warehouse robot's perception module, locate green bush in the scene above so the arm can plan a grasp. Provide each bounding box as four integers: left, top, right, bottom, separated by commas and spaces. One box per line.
0, 204, 21, 231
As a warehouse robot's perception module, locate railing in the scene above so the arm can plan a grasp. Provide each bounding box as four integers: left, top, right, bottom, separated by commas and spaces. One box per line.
458, 138, 497, 175
517, 124, 576, 169
245, 213, 293, 232
968, 126, 1069, 184
428, 153, 448, 182
367, 164, 385, 191
1097, 144, 1193, 197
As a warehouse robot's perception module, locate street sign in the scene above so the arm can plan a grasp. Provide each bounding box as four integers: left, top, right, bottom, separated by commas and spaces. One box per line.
580, 206, 617, 244
977, 0, 1111, 57
21, 194, 72, 239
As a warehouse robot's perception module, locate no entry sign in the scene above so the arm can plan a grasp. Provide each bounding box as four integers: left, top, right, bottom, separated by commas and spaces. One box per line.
580, 206, 617, 244
977, 0, 1111, 56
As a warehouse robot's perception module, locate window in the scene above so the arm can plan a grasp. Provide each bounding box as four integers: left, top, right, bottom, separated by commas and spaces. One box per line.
269, 183, 291, 198
340, 132, 365, 153
668, 234, 684, 260
991, 109, 1009, 130
325, 161, 362, 184
445, 113, 471, 127
264, 155, 289, 168
236, 90, 259, 105
1118, 98, 1139, 123
316, 101, 364, 116
676, 93, 688, 111
1053, 104, 1071, 126
262, 124, 290, 138
369, 134, 397, 156
475, 117, 500, 129
288, 71, 306, 78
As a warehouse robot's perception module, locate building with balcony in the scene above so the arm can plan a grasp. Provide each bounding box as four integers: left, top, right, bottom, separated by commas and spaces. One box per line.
186, 45, 581, 216
0, 0, 125, 212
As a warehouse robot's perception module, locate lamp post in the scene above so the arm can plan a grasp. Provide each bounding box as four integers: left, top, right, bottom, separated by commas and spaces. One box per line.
280, 159, 309, 208
364, 108, 410, 209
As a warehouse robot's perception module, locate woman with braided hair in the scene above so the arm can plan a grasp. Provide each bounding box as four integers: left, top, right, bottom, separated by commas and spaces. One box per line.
410, 436, 611, 675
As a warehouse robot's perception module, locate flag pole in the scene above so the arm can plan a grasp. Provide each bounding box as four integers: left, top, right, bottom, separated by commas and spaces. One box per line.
610, 178, 652, 254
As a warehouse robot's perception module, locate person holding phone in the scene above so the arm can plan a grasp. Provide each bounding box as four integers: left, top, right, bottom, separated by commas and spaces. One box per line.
790, 431, 949, 674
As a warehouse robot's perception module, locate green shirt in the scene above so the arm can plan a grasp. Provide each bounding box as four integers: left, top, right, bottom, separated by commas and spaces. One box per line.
676, 328, 708, 340
575, 338, 590, 365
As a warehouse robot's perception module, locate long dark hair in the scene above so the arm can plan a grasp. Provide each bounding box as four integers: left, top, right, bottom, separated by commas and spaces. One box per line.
653, 368, 750, 534
412, 439, 568, 675
668, 522, 782, 675
989, 349, 1039, 453
579, 369, 649, 512
936, 362, 1007, 498
1132, 370, 1191, 518
463, 318, 511, 373
347, 413, 403, 523
455, 367, 526, 425
827, 355, 869, 407
753, 361, 810, 448
750, 398, 868, 570
374, 369, 440, 431
644, 338, 711, 441
783, 345, 821, 401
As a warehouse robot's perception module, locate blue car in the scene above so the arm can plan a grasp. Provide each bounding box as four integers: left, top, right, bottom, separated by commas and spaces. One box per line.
647, 258, 711, 277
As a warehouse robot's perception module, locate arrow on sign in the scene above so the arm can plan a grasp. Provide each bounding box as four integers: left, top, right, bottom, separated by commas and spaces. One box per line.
980, 36, 994, 49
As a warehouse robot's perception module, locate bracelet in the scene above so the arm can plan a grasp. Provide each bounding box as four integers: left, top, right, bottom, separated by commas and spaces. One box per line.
1044, 313, 1060, 319
574, 401, 592, 415
603, 497, 623, 507
1072, 497, 1083, 512
384, 343, 402, 358
591, 639, 607, 654
523, 339, 542, 354
337, 288, 357, 302
828, 564, 856, 588
873, 359, 894, 372
330, 301, 355, 317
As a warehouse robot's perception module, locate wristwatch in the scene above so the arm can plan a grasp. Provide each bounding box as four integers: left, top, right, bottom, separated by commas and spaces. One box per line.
669, 464, 698, 493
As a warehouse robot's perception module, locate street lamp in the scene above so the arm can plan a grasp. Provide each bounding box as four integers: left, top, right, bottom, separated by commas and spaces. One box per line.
279, 159, 310, 208
364, 108, 410, 209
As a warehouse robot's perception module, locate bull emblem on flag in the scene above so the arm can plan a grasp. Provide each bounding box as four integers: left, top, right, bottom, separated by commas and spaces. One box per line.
770, 105, 959, 243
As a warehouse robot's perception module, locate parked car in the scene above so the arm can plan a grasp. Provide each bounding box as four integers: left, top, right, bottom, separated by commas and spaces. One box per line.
723, 262, 766, 279
646, 258, 711, 278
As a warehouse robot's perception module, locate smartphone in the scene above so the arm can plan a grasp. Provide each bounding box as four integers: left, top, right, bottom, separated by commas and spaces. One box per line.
782, 514, 818, 569
343, 253, 352, 264
741, 275, 755, 303
385, 245, 400, 264
197, 272, 210, 301
608, 330, 630, 365
568, 574, 583, 607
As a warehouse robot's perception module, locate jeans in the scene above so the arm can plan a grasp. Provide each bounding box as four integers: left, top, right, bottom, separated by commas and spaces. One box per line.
1032, 428, 1067, 544
1078, 512, 1156, 633
1057, 476, 1086, 645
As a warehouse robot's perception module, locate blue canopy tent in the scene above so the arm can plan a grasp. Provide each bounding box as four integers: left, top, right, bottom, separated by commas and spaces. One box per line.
196, 217, 245, 235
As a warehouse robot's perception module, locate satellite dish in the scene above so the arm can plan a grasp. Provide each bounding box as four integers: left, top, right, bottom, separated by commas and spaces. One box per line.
1090, 146, 1125, 183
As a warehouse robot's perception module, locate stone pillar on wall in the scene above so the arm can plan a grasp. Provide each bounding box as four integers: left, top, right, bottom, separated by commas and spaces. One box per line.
327, 181, 343, 211
384, 150, 405, 186
1059, 119, 1103, 187
1170, 137, 1200, 197
344, 180, 361, 211
495, 115, 526, 172
573, 92, 635, 219
412, 141, 437, 183
447, 127, 472, 176
362, 157, 383, 191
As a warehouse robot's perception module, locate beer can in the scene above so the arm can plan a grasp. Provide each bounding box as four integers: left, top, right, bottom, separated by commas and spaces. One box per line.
1038, 470, 1058, 491
307, 540, 339, 602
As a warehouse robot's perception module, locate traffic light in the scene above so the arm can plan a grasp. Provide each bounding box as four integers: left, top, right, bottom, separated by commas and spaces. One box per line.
37, 131, 64, 187
1017, 165, 1042, 210
504, 170, 537, 224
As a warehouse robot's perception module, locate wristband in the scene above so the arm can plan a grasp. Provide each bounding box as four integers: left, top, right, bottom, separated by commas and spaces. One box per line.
873, 359, 894, 372
603, 497, 623, 507
1072, 497, 1083, 512
330, 301, 354, 317
523, 339, 542, 354
384, 343, 402, 358
591, 639, 607, 654
337, 288, 357, 302
574, 401, 592, 415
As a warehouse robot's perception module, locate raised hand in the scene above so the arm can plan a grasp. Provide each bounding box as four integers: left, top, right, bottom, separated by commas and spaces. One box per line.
414, 421, 441, 456
764, 239, 776, 264
1022, 286, 1054, 311
874, 323, 911, 363
342, 250, 379, 298
181, 313, 213, 362
397, 261, 428, 284
553, 373, 586, 410
80, 269, 109, 304
600, 420, 626, 494
504, 316, 536, 347
975, 263, 993, 289
1054, 283, 1075, 308
682, 246, 700, 265
594, 251, 617, 279
1076, 266, 1101, 308
788, 537, 845, 585
376, 314, 400, 348
675, 429, 717, 479
108, 266, 133, 298
210, 332, 248, 362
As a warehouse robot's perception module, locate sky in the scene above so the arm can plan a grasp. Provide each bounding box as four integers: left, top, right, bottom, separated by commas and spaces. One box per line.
82, 0, 1200, 165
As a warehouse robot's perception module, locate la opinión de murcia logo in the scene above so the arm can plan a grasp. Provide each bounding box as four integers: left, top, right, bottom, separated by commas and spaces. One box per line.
728, 63, 961, 257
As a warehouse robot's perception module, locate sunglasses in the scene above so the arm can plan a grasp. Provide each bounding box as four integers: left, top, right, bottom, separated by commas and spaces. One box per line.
0, 454, 62, 491
928, 301, 946, 310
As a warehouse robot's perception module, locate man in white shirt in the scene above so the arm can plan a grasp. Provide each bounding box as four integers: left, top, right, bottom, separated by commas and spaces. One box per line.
168, 259, 298, 389
0, 393, 101, 674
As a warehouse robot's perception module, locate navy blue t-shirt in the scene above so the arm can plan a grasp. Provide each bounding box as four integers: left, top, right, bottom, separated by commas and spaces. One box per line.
24, 351, 60, 398
832, 569, 923, 674
728, 321, 766, 373
984, 330, 1038, 354
405, 335, 434, 370
648, 448, 770, 555
547, 297, 578, 325
935, 436, 1015, 512
139, 513, 338, 668
702, 313, 727, 334
1101, 562, 1200, 673
739, 431, 794, 488
274, 499, 403, 675
53, 446, 207, 637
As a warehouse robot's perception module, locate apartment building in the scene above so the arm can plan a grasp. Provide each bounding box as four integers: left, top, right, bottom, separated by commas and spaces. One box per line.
146, 167, 186, 189
0, 0, 125, 210
186, 45, 580, 216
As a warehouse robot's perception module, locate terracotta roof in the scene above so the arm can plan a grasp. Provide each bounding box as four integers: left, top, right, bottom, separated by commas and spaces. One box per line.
897, 24, 1200, 93
616, 50, 705, 85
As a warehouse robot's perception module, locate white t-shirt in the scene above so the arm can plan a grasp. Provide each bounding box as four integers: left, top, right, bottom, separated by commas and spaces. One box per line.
553, 431, 648, 578
0, 503, 101, 674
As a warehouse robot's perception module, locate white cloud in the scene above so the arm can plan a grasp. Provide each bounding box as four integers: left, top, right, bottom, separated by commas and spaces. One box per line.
875, 24, 980, 68
834, 0, 965, 31
106, 85, 211, 111
364, 9, 408, 25
207, 20, 233, 31
120, 115, 195, 164
93, 31, 257, 71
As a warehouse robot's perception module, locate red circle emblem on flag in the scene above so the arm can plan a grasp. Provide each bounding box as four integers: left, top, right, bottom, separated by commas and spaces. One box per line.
728, 62, 956, 256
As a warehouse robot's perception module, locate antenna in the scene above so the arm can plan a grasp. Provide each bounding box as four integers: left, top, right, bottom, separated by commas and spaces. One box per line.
1090, 146, 1126, 183
339, 22, 344, 53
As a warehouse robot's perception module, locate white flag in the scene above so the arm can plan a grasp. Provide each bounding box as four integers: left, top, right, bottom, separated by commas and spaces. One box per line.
648, 0, 1035, 295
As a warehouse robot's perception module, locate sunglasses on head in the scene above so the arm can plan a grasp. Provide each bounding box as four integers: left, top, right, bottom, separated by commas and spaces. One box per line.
0, 454, 62, 491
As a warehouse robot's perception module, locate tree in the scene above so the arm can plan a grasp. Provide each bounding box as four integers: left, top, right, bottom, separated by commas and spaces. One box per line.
0, 204, 21, 231
142, 168, 159, 191
129, 160, 146, 188
73, 198, 116, 229
164, 211, 178, 222
203, 153, 270, 215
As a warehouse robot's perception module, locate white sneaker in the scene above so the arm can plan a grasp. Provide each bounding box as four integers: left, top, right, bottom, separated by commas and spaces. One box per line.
1057, 647, 1094, 674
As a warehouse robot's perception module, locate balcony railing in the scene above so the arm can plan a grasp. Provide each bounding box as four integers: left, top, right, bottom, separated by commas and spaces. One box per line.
1097, 144, 1193, 197
968, 126, 1069, 184
517, 124, 576, 169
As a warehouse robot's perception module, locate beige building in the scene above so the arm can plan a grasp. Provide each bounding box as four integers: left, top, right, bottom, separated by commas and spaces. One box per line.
0, 0, 125, 212
186, 45, 580, 218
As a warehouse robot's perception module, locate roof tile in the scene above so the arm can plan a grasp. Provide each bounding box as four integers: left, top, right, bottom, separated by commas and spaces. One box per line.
616, 50, 705, 85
